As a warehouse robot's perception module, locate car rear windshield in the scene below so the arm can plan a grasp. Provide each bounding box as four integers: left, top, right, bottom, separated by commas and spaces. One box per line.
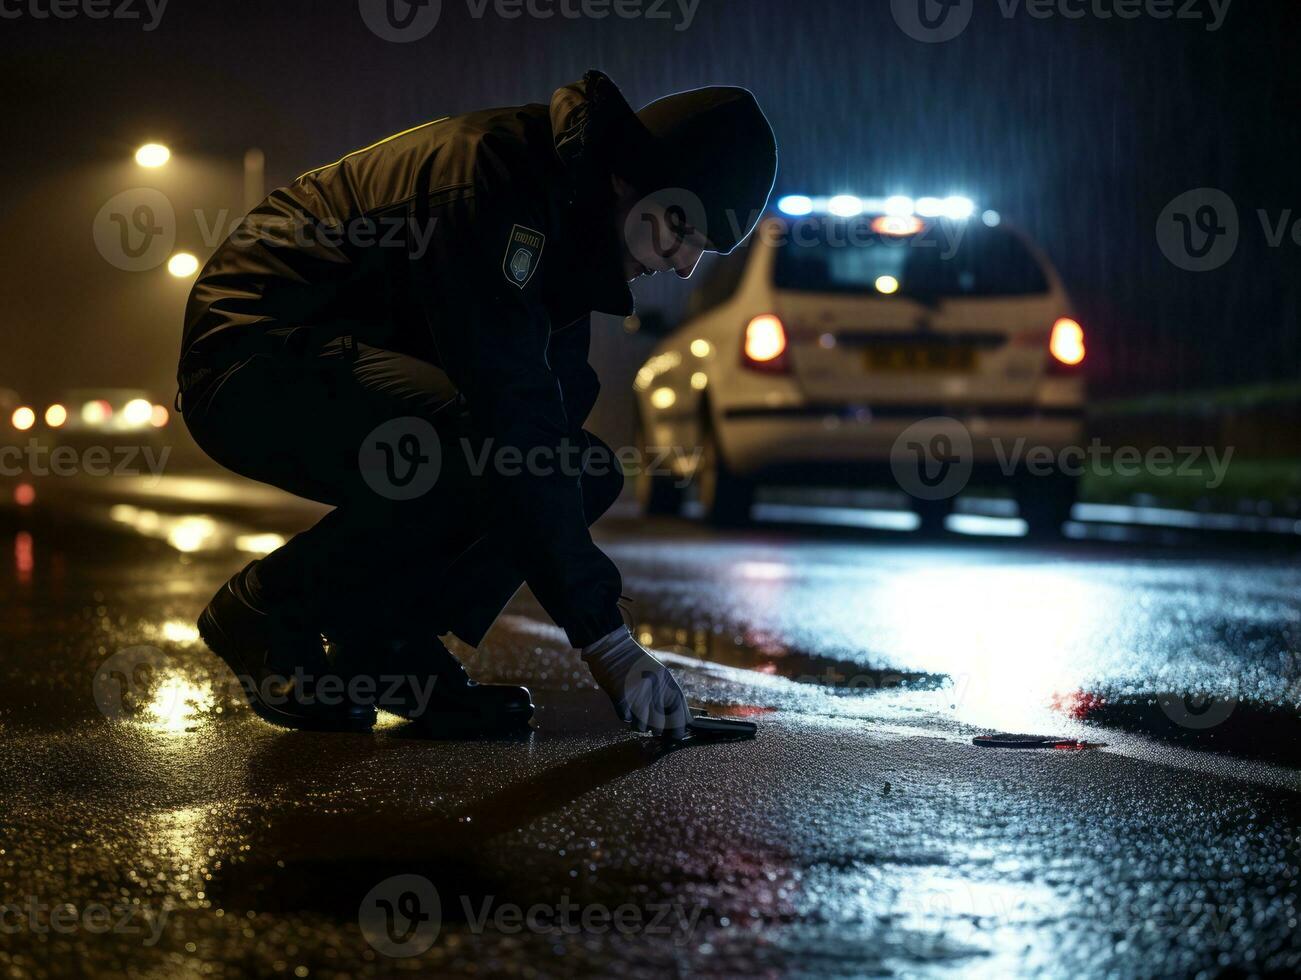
772, 219, 1050, 298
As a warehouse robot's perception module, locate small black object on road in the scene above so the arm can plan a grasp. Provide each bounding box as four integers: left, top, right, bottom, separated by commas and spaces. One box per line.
681, 707, 759, 741
973, 733, 1104, 750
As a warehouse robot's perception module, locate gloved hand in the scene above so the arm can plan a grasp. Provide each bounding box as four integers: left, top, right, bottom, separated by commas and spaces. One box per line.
581, 626, 690, 741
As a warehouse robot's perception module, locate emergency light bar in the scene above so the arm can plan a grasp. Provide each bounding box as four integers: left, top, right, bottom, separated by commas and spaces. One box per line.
776, 194, 977, 221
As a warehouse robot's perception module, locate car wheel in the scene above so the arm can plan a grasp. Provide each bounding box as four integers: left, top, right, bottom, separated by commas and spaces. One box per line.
635, 420, 684, 516
697, 418, 754, 527
1016, 473, 1078, 539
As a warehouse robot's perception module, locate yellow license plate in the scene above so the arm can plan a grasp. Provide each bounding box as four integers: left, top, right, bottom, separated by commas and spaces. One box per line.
864, 344, 977, 373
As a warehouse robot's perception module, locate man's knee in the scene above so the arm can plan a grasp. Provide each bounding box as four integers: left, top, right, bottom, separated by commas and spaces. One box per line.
580, 432, 624, 523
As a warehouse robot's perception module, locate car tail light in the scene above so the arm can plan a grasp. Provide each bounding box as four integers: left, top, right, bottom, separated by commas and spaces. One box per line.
1048, 317, 1085, 368
741, 314, 789, 372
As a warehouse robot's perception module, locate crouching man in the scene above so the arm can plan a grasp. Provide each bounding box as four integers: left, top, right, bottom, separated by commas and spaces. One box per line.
177, 70, 777, 738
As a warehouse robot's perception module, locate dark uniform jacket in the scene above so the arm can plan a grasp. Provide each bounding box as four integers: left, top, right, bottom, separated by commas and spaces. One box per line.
180, 71, 637, 647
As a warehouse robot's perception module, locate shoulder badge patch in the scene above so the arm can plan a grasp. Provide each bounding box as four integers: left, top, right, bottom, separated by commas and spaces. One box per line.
502, 224, 545, 289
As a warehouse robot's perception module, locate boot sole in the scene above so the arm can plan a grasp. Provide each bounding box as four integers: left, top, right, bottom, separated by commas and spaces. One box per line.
198, 603, 377, 733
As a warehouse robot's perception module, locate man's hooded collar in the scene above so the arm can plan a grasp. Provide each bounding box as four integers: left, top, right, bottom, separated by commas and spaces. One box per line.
547, 71, 645, 318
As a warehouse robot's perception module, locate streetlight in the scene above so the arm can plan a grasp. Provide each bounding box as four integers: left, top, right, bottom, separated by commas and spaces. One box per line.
167, 252, 199, 278
135, 143, 171, 168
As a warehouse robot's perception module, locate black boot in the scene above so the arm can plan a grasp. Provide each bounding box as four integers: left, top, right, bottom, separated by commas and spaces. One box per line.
328, 632, 534, 736
197, 562, 377, 732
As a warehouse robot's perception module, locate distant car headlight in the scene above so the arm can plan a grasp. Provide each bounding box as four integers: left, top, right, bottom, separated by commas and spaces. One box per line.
11, 406, 35, 431
122, 398, 154, 428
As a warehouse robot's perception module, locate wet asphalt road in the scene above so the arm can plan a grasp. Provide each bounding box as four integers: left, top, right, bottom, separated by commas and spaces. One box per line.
1, 482, 1300, 978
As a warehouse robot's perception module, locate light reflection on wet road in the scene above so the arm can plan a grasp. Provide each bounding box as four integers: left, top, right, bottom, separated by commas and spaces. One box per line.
1, 496, 1299, 977
609, 521, 1301, 742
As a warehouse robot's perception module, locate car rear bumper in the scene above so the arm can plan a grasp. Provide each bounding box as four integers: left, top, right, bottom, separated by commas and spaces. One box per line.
717, 403, 1086, 481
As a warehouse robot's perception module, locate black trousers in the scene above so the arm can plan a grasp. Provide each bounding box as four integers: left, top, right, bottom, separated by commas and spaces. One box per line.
181, 335, 624, 646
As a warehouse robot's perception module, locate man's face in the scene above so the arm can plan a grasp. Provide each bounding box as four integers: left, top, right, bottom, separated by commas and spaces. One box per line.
613, 176, 710, 282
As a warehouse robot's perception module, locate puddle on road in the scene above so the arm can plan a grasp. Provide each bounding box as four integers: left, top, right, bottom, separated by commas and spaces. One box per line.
106, 504, 286, 556
628, 619, 947, 695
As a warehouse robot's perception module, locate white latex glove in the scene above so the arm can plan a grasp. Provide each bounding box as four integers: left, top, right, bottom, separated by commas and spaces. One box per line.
581, 626, 690, 741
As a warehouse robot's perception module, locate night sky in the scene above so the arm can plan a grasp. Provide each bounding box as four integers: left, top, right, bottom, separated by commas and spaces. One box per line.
3, 0, 1298, 409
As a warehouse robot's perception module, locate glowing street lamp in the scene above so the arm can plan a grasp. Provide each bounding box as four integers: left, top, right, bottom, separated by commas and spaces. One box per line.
135, 143, 171, 168
167, 252, 199, 278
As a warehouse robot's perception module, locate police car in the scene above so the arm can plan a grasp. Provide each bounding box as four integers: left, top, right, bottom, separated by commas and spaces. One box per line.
631, 195, 1086, 534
